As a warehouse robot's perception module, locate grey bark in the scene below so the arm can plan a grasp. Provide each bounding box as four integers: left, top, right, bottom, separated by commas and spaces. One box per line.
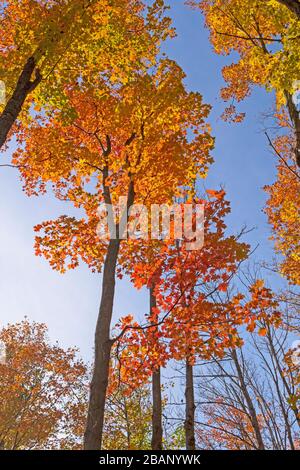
151, 368, 163, 450
83, 238, 120, 450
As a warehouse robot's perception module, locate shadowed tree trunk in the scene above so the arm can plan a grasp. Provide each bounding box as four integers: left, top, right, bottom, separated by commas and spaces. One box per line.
152, 368, 163, 450
150, 287, 163, 450
185, 358, 196, 450
0, 57, 42, 150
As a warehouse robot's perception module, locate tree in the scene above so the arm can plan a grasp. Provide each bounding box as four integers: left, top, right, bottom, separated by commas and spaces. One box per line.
0, 0, 172, 150
190, 0, 300, 289
14, 59, 213, 448
165, 279, 282, 449
264, 135, 300, 286
191, 0, 300, 167
102, 385, 152, 450
149, 287, 163, 450
185, 272, 300, 450
111, 191, 252, 450
0, 319, 88, 450
276, 0, 300, 18
115, 278, 282, 450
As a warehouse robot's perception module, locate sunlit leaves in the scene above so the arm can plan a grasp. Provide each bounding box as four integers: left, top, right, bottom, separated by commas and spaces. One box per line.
0, 320, 88, 450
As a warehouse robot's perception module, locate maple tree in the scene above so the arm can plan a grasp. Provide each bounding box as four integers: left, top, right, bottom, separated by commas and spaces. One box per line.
102, 385, 153, 450
191, 0, 300, 167
109, 191, 252, 449
112, 186, 286, 449
1, 0, 298, 454
0, 0, 172, 150
276, 0, 300, 18
13, 57, 213, 448
285, 349, 300, 421
198, 402, 266, 450
148, 192, 249, 450
264, 135, 300, 286
190, 0, 300, 289
165, 279, 283, 448
115, 280, 282, 449
0, 319, 88, 450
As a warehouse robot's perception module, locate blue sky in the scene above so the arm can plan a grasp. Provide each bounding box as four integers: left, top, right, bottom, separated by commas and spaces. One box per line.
0, 1, 286, 361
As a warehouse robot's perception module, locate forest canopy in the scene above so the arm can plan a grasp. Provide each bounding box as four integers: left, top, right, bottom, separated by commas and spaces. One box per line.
0, 0, 299, 455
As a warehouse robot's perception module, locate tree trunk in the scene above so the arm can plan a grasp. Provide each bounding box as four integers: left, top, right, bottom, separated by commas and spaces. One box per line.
0, 57, 42, 150
276, 0, 300, 18
231, 349, 265, 450
149, 287, 163, 450
84, 177, 134, 450
150, 288, 163, 450
285, 91, 300, 168
151, 368, 163, 450
185, 359, 196, 450
83, 238, 120, 450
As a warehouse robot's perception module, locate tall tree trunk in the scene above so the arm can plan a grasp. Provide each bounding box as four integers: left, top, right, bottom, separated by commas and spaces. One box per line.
150, 287, 163, 450
185, 359, 196, 450
285, 91, 300, 168
84, 238, 120, 450
152, 368, 163, 450
231, 349, 265, 450
0, 57, 42, 150
276, 0, 300, 18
